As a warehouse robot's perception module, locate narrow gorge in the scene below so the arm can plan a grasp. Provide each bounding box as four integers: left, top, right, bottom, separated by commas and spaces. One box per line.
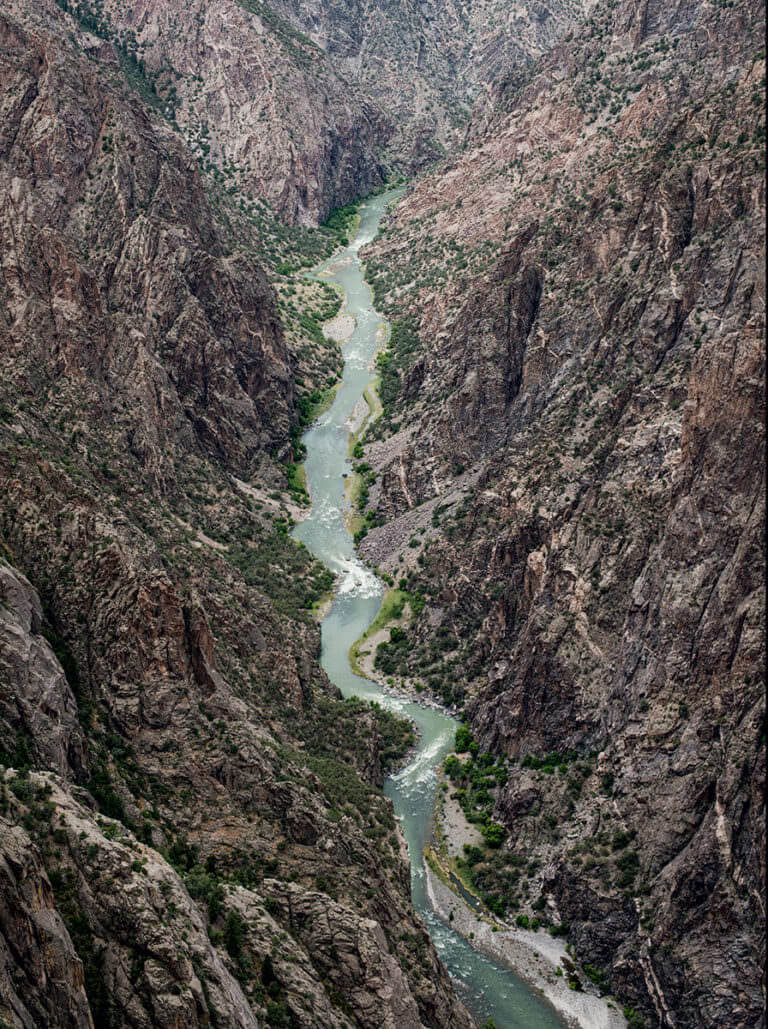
292, 190, 604, 1028
0, 0, 764, 1027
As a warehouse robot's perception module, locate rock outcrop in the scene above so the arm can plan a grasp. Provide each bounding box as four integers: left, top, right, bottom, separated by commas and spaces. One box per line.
39, 0, 590, 225
1, 0, 296, 484
359, 0, 766, 1023
271, 0, 590, 168
0, 2, 473, 1025
82, 0, 391, 224
0, 562, 87, 779
2, 0, 763, 1022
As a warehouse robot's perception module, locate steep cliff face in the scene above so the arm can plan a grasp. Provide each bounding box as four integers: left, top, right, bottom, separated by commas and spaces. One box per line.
29, 0, 590, 226
0, 563, 87, 779
359, 0, 766, 1023
39, 0, 390, 225
1, 0, 297, 485
271, 0, 591, 166
0, 3, 473, 1026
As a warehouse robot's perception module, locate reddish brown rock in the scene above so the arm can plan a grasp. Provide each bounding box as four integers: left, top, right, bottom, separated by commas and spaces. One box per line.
359, 0, 766, 1023
0, 3, 473, 1026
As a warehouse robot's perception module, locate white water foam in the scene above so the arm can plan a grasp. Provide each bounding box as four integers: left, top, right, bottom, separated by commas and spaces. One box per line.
345, 353, 368, 370
336, 557, 382, 598
393, 728, 452, 786
313, 497, 342, 529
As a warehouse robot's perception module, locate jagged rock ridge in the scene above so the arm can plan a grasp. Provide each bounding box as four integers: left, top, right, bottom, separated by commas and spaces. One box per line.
0, 2, 474, 1025
270, 0, 592, 167
358, 0, 766, 1023
43, 0, 591, 225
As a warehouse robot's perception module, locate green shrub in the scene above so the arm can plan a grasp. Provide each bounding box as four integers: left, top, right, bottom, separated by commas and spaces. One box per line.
455, 726, 474, 752
623, 1006, 647, 1029
481, 822, 506, 848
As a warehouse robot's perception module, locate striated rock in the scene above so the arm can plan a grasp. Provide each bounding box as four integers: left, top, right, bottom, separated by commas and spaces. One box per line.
0, 561, 86, 780
0, 2, 473, 1026
85, 0, 390, 225
1, 1, 296, 485
359, 0, 766, 1023
234, 881, 439, 1029
2, 773, 259, 1028
0, 818, 92, 1029
272, 0, 591, 168
50, 0, 591, 224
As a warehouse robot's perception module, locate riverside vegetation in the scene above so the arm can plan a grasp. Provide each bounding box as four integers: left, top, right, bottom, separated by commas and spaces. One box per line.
0, 0, 763, 1026
0, 2, 477, 1025
355, 0, 766, 1024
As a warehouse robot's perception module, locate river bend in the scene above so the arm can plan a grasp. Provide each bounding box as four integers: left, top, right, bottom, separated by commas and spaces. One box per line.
292, 189, 564, 1029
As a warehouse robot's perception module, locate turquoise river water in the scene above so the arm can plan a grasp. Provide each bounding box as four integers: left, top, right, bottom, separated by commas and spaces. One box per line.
292, 189, 564, 1028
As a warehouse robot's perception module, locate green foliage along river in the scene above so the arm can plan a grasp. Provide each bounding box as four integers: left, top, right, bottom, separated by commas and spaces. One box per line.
292, 189, 565, 1029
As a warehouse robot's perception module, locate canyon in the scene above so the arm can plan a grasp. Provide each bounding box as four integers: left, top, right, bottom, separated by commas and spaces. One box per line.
357, 0, 766, 1025
0, 0, 764, 1026
0, 2, 471, 1024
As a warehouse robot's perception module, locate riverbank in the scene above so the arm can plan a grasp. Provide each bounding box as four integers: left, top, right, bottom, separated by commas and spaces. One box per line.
342, 583, 626, 1029
323, 309, 356, 343
292, 186, 571, 1029
289, 275, 354, 529
343, 327, 387, 535
428, 768, 628, 1029
347, 589, 463, 719
308, 190, 591, 1029
424, 864, 627, 1029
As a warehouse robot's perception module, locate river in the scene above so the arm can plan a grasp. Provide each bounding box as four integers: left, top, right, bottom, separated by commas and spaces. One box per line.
292, 188, 565, 1029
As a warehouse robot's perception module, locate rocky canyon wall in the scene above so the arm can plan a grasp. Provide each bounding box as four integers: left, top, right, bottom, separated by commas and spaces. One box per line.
0, 2, 474, 1025
359, 0, 766, 1023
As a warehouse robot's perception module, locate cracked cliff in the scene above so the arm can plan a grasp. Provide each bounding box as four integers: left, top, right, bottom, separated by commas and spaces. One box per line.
0, 0, 764, 1025
357, 0, 766, 1024
0, 1, 477, 1025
